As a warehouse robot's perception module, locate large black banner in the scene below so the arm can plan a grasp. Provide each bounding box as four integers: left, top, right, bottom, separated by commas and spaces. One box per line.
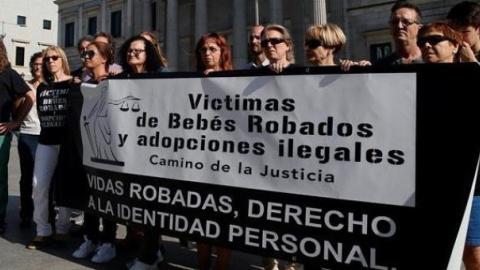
57, 64, 480, 269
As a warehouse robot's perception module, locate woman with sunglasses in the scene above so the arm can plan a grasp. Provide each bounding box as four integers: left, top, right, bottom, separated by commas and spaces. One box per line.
118, 35, 167, 270
304, 23, 371, 70
27, 46, 77, 250
417, 21, 462, 63
68, 41, 118, 263
194, 32, 233, 270
261, 24, 295, 73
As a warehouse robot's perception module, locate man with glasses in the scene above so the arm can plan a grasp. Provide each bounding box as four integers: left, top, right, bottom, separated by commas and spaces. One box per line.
245, 25, 270, 69
373, 1, 423, 66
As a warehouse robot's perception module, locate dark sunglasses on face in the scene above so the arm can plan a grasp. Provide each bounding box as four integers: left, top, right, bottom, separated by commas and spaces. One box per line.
260, 38, 285, 47
417, 35, 454, 47
44, 55, 61, 62
305, 39, 324, 49
81, 50, 96, 59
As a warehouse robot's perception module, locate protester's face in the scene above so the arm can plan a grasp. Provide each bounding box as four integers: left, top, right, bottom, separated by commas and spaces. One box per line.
262, 30, 290, 63
78, 40, 90, 55
200, 39, 222, 70
127, 40, 147, 71
44, 49, 63, 74
84, 44, 106, 70
32, 57, 43, 79
418, 30, 458, 63
249, 26, 264, 54
456, 25, 480, 47
389, 8, 420, 43
305, 39, 332, 66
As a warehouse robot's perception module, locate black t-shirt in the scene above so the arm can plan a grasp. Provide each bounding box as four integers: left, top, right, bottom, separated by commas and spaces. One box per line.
55, 78, 86, 209
0, 67, 28, 124
37, 79, 80, 145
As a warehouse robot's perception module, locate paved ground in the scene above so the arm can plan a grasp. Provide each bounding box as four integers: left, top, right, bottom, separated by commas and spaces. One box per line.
0, 136, 272, 270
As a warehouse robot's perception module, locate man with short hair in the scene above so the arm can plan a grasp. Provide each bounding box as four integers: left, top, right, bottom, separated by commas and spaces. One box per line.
447, 1, 480, 62
374, 1, 423, 65
245, 25, 270, 69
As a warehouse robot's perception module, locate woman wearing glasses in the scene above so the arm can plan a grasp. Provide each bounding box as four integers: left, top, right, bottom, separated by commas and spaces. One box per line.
118, 35, 167, 270
261, 24, 295, 73
417, 21, 462, 63
304, 23, 370, 70
68, 41, 118, 263
195, 32, 233, 75
194, 32, 233, 270
27, 46, 77, 250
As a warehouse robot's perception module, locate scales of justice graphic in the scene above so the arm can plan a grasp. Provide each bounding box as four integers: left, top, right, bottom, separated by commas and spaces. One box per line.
83, 87, 141, 166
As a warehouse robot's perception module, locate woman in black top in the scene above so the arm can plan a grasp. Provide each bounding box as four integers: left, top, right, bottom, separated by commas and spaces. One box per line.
68, 41, 118, 263
28, 46, 77, 249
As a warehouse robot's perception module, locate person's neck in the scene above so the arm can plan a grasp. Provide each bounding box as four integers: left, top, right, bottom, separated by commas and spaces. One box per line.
133, 65, 145, 73
252, 53, 267, 66
92, 67, 109, 82
52, 72, 70, 82
29, 77, 42, 88
271, 58, 290, 66
395, 41, 422, 63
471, 40, 480, 55
316, 56, 335, 66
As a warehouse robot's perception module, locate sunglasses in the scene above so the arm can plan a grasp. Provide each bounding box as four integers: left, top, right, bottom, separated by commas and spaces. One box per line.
260, 38, 285, 47
305, 39, 324, 49
81, 50, 96, 60
44, 55, 61, 62
199, 46, 220, 54
127, 49, 146, 57
417, 35, 454, 47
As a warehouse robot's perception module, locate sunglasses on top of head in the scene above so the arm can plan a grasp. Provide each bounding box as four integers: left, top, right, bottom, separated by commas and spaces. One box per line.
417, 35, 455, 47
44, 55, 61, 62
81, 50, 96, 60
260, 38, 285, 47
304, 39, 324, 49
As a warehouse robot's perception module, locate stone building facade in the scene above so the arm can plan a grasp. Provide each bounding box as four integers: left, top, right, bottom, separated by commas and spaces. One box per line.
54, 0, 479, 71
0, 0, 58, 79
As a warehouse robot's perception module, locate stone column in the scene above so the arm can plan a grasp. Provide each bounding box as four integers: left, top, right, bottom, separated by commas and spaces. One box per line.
142, 0, 152, 30
233, 0, 247, 68
269, 0, 283, 24
101, 0, 106, 32
126, 0, 133, 37
78, 5, 83, 40
166, 0, 178, 71
312, 0, 327, 25
195, 0, 207, 42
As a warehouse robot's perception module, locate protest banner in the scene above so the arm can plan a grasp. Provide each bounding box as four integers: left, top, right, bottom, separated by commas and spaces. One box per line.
70, 64, 480, 269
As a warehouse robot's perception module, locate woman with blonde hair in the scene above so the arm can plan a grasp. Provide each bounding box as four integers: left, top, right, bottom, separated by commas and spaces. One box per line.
305, 23, 370, 69
261, 24, 295, 72
27, 46, 78, 249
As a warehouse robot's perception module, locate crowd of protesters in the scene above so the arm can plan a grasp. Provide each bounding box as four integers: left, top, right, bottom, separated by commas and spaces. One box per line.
1, 1, 480, 269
